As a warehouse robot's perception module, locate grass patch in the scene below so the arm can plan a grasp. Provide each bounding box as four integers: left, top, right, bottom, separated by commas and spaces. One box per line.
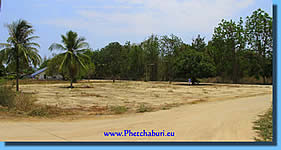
160, 103, 180, 110
137, 104, 153, 113
188, 99, 207, 104
253, 106, 273, 142
7, 79, 68, 85
110, 106, 128, 114
80, 92, 104, 97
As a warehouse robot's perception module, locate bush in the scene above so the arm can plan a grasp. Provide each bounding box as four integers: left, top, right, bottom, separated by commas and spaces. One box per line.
110, 106, 128, 114
27, 107, 49, 116
13, 93, 37, 112
0, 85, 16, 109
137, 104, 153, 113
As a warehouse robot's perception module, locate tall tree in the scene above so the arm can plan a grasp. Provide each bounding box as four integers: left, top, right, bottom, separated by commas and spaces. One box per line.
100, 42, 122, 82
128, 44, 145, 80
160, 34, 183, 83
245, 8, 272, 84
142, 35, 160, 81
212, 18, 246, 83
175, 48, 215, 84
0, 19, 41, 91
49, 30, 90, 88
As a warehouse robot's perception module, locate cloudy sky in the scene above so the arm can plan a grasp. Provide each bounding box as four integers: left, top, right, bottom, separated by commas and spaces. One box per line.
0, 0, 272, 58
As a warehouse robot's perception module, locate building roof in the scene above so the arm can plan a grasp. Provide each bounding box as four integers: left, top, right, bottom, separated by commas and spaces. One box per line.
30, 67, 47, 78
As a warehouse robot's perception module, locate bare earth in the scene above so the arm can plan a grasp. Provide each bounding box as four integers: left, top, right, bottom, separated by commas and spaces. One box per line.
0, 80, 272, 141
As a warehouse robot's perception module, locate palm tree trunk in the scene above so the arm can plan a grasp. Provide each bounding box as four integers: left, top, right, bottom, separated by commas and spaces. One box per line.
16, 46, 19, 92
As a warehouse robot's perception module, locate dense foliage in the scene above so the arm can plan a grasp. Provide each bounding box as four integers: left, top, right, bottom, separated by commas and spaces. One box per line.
1, 9, 273, 85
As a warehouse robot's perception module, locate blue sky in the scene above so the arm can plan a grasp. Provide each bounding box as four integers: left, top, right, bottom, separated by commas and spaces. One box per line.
0, 0, 272, 58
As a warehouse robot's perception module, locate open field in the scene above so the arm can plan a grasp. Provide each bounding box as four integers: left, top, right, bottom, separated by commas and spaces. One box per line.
17, 80, 272, 116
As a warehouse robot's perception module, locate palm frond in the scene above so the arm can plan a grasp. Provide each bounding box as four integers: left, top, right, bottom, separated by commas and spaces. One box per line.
25, 36, 39, 42
0, 43, 11, 48
25, 42, 40, 48
58, 51, 72, 71
49, 43, 66, 51
74, 55, 88, 71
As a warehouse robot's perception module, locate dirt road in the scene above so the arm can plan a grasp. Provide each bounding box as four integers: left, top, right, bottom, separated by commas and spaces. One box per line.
0, 94, 272, 141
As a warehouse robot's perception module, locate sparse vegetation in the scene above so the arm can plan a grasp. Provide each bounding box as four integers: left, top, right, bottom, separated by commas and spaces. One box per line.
110, 105, 128, 114
137, 104, 153, 113
0, 82, 75, 117
0, 84, 16, 108
253, 106, 273, 142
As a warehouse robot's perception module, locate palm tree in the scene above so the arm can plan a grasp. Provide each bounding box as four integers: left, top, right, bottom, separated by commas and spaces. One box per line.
0, 19, 41, 91
49, 30, 90, 88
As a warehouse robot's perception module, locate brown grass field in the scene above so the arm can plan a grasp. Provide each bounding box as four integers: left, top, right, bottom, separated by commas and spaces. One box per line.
17, 80, 272, 116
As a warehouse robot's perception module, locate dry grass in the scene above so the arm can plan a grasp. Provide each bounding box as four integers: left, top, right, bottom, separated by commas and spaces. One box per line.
7, 79, 69, 85
0, 84, 75, 118
137, 104, 153, 113
110, 105, 128, 114
11, 80, 272, 117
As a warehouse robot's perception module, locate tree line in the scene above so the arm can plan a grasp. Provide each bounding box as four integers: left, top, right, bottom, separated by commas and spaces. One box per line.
0, 8, 272, 89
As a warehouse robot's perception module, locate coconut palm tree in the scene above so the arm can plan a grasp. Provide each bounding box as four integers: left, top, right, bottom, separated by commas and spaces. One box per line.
0, 19, 41, 91
49, 30, 89, 88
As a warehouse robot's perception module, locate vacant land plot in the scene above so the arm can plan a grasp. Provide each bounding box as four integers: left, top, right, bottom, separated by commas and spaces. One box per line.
18, 80, 272, 116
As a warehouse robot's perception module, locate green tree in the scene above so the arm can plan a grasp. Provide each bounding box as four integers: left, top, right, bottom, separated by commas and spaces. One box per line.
0, 19, 41, 91
46, 54, 67, 80
175, 48, 215, 84
191, 34, 206, 52
39, 56, 49, 69
142, 34, 160, 81
128, 44, 145, 80
120, 41, 131, 79
245, 8, 272, 84
49, 30, 90, 88
212, 18, 246, 83
160, 34, 183, 83
100, 42, 122, 82
79, 49, 95, 79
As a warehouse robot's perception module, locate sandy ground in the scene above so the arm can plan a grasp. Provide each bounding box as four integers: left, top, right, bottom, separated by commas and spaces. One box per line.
18, 80, 272, 114
0, 94, 272, 141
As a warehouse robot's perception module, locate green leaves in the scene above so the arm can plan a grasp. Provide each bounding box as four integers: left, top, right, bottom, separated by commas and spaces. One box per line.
48, 30, 90, 86
175, 48, 215, 81
209, 9, 272, 84
245, 8, 272, 84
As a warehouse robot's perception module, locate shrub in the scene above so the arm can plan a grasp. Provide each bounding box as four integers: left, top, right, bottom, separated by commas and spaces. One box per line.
27, 106, 49, 116
110, 106, 128, 114
0, 85, 16, 109
14, 93, 37, 112
137, 104, 153, 113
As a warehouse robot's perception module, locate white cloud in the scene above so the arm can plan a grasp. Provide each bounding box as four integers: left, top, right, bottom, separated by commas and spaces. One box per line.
44, 0, 255, 38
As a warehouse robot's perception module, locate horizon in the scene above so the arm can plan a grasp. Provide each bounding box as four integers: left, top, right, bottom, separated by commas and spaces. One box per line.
0, 0, 272, 58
